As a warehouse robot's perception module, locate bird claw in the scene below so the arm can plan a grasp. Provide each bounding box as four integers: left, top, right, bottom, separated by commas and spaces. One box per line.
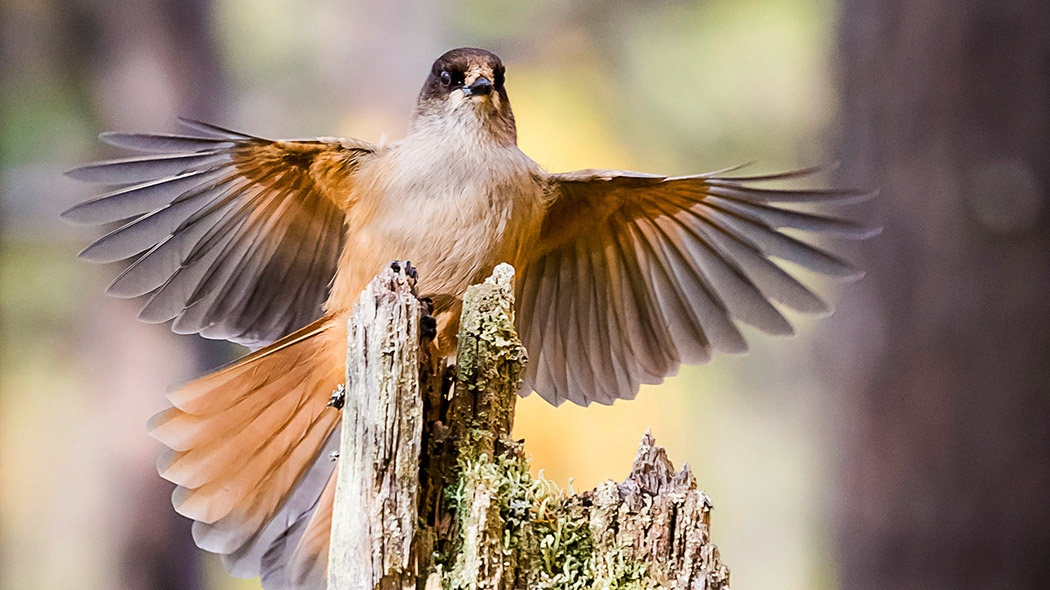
420, 313, 437, 340
327, 383, 346, 409
389, 260, 418, 281
418, 296, 434, 315
418, 295, 437, 340
389, 261, 434, 339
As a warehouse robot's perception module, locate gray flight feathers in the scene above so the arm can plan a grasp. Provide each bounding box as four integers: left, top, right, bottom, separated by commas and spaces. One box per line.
517, 165, 879, 406
64, 120, 375, 348
203, 428, 338, 590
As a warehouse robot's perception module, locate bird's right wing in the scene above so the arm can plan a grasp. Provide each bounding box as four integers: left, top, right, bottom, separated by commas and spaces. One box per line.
65, 119, 378, 348
517, 166, 878, 406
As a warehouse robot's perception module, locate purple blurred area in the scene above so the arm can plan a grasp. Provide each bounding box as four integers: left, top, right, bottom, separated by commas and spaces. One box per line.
1, 1, 1047, 590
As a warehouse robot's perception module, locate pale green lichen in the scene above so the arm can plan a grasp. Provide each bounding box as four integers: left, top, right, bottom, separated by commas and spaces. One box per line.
443, 451, 653, 590
440, 266, 659, 589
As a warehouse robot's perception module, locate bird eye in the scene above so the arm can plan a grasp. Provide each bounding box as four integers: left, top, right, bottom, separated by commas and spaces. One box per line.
440, 71, 451, 87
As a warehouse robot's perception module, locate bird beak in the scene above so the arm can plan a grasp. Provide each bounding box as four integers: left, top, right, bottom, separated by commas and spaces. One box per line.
461, 77, 493, 97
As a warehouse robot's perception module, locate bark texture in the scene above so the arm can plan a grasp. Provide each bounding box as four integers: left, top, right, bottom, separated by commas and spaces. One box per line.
329, 266, 425, 590
328, 264, 730, 590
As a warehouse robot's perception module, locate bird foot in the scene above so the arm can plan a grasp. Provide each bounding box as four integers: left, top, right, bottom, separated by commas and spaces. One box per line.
327, 383, 346, 410
389, 261, 435, 340
418, 295, 437, 340
389, 260, 418, 281
420, 312, 437, 340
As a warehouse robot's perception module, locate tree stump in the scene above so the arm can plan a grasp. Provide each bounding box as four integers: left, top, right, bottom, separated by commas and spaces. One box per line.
328, 263, 731, 590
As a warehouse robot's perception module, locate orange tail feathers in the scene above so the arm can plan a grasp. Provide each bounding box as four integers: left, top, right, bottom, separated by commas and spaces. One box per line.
148, 316, 345, 589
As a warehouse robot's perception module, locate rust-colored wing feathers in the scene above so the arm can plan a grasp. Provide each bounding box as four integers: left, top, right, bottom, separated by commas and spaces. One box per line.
519, 167, 878, 406
278, 469, 337, 588
64, 119, 376, 348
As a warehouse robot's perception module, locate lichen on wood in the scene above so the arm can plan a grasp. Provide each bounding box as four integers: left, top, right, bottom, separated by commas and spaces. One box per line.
442, 432, 729, 590
448, 263, 526, 457
327, 263, 731, 590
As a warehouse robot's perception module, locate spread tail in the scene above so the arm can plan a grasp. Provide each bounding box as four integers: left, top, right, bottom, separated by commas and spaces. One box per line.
148, 316, 344, 589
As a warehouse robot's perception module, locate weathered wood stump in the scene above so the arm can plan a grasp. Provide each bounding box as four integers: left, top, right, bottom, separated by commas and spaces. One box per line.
328, 264, 730, 590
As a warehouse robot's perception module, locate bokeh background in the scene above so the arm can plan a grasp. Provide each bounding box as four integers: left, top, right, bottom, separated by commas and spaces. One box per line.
2, 1, 1048, 589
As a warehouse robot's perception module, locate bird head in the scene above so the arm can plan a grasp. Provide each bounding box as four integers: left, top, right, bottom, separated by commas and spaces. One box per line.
413, 48, 516, 145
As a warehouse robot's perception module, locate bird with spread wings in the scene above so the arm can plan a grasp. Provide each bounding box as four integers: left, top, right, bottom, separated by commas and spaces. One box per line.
66, 48, 876, 589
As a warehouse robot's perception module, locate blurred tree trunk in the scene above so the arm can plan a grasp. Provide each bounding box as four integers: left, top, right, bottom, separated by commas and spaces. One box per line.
835, 1, 1050, 588
54, 1, 230, 589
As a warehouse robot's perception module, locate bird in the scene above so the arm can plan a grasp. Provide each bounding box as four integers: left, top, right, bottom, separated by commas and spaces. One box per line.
65, 47, 876, 589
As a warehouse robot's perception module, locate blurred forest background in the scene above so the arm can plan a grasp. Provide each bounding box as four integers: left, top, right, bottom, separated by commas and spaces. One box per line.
1, 1, 1047, 589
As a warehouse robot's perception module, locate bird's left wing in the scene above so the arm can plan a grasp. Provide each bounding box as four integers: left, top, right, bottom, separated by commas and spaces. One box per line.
517, 167, 878, 406
65, 119, 377, 348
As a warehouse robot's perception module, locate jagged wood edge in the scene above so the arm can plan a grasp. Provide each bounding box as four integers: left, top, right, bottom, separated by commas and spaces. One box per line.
327, 263, 731, 590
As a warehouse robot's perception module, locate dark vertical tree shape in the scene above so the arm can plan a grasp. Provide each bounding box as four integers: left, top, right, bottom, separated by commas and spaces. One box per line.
50, 1, 230, 588
835, 1, 1050, 588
